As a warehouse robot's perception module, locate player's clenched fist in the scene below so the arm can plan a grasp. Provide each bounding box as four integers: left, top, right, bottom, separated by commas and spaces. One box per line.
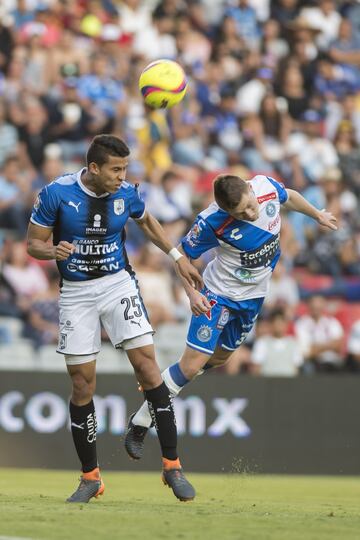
53, 241, 75, 260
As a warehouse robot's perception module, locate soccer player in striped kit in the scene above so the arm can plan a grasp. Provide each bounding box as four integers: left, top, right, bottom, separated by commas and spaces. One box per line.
27, 134, 202, 503
125, 173, 337, 459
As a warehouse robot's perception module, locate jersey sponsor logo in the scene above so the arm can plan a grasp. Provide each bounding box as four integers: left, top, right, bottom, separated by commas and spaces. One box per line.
205, 299, 217, 320
86, 214, 107, 235
234, 268, 257, 283
68, 200, 81, 213
266, 202, 276, 217
268, 213, 280, 231
239, 234, 280, 268
257, 192, 276, 204
197, 324, 213, 342
66, 261, 121, 273
217, 307, 230, 329
74, 241, 119, 256
114, 198, 125, 215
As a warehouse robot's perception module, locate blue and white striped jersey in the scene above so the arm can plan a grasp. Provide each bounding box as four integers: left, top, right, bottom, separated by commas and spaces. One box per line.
181, 175, 288, 301
30, 168, 145, 281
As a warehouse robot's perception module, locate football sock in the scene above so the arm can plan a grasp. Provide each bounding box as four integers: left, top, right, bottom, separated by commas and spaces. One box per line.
69, 400, 98, 473
162, 457, 181, 470
144, 381, 178, 460
133, 363, 189, 428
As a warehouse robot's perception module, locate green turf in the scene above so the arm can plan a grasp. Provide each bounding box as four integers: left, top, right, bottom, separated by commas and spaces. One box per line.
0, 469, 359, 540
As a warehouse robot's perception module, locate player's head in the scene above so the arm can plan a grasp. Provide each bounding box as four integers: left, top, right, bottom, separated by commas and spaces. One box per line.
214, 174, 259, 221
86, 135, 130, 193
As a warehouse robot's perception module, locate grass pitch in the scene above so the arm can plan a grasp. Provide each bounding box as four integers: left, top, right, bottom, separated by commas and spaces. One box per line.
0, 469, 359, 540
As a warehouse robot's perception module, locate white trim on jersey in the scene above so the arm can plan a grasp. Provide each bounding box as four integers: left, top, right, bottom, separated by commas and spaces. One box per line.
186, 340, 214, 355
30, 217, 53, 229
221, 344, 236, 351
133, 208, 146, 221
199, 202, 219, 220
77, 168, 109, 198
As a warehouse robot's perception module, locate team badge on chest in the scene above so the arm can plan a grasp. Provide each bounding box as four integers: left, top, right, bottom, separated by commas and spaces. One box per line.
114, 199, 125, 215
266, 202, 276, 217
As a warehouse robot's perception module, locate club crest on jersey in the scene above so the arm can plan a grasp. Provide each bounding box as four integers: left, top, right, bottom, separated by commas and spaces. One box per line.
266, 202, 276, 217
34, 194, 41, 210
197, 325, 212, 342
114, 199, 124, 215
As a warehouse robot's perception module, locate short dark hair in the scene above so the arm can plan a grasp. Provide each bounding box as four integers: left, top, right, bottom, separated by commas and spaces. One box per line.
213, 174, 249, 210
86, 135, 130, 167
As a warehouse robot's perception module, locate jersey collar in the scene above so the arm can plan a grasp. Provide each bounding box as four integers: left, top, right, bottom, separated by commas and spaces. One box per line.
76, 168, 109, 198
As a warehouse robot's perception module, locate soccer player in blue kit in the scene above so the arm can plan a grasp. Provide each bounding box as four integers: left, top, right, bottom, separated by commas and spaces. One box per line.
27, 135, 203, 503
125, 173, 338, 459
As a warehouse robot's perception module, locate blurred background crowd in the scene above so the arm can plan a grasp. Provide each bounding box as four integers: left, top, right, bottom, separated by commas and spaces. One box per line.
0, 0, 360, 376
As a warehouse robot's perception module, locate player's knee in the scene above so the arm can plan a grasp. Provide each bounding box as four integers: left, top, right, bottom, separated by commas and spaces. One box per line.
135, 354, 160, 386
71, 372, 95, 402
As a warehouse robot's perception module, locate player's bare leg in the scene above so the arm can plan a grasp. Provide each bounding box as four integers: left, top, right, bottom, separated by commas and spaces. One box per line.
66, 360, 105, 503
125, 346, 232, 459
126, 344, 195, 501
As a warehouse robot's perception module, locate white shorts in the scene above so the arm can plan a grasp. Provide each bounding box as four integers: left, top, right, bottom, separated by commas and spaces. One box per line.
57, 270, 154, 357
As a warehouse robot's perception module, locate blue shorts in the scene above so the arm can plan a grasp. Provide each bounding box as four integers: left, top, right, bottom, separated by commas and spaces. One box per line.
186, 287, 264, 355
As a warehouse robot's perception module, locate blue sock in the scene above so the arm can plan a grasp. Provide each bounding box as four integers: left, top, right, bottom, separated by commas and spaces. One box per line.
169, 363, 189, 387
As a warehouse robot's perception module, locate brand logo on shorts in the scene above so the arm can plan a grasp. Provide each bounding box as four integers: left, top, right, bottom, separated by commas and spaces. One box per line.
266, 202, 276, 217
197, 325, 212, 343
114, 199, 125, 215
59, 333, 67, 350
217, 308, 230, 329
204, 299, 217, 321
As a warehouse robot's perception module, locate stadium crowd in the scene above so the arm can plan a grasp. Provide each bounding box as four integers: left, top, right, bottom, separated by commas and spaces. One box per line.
0, 0, 360, 375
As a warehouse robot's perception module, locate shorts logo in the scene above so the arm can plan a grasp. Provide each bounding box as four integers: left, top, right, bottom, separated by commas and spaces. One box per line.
266, 202, 276, 217
59, 333, 67, 350
217, 307, 230, 329
205, 299, 217, 320
197, 325, 213, 342
114, 199, 124, 215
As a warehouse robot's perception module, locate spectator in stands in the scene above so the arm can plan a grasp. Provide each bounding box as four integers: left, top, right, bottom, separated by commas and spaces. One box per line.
334, 121, 360, 197
0, 156, 31, 236
294, 294, 344, 372
264, 260, 300, 319
2, 240, 48, 298
0, 98, 19, 167
251, 308, 303, 376
345, 319, 360, 372
0, 0, 358, 372
135, 244, 178, 328
23, 265, 59, 350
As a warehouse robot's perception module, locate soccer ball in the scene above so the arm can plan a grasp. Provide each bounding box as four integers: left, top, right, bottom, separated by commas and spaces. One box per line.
139, 59, 187, 109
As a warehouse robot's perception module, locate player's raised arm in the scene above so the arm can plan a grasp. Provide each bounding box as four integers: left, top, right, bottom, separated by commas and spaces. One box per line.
134, 210, 203, 290
283, 189, 338, 230
27, 222, 75, 261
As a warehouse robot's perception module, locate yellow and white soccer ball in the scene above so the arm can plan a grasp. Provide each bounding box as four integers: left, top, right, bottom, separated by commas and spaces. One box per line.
139, 59, 187, 109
